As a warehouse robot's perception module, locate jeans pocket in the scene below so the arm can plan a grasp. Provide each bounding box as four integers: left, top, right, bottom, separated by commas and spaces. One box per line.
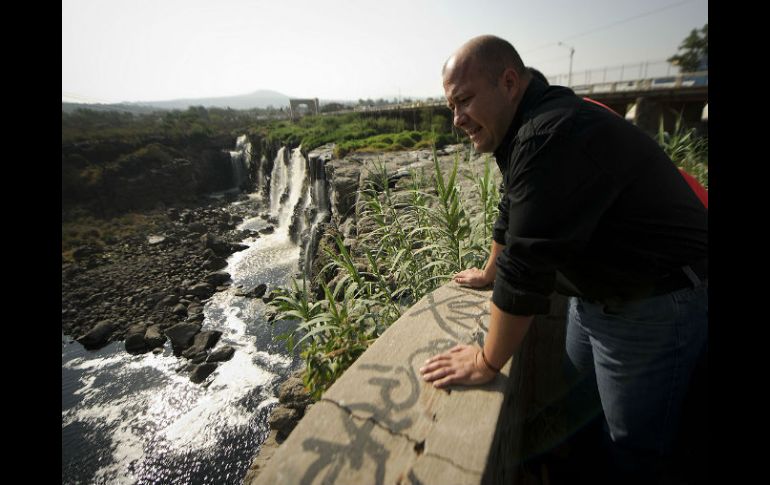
599, 294, 678, 325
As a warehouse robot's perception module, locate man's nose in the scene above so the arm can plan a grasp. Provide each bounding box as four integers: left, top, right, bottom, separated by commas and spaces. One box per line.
453, 108, 466, 128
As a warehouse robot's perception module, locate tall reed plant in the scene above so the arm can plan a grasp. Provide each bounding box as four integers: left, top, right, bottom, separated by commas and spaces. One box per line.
657, 114, 708, 189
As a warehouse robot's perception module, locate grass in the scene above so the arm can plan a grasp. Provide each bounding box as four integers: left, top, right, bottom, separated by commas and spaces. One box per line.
257, 109, 456, 155
657, 114, 708, 189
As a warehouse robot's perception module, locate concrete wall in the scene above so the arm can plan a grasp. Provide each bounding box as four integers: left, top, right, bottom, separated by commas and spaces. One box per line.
247, 282, 569, 485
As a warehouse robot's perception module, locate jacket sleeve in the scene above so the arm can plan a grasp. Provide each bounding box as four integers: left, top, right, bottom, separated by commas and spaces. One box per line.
491, 132, 620, 315
492, 182, 508, 245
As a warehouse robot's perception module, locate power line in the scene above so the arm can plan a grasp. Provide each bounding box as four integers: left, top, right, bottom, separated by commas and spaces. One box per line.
522, 0, 697, 54
561, 0, 696, 42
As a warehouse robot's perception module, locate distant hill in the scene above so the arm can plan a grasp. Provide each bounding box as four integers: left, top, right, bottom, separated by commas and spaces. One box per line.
62, 89, 295, 113
126, 89, 292, 110
62, 102, 163, 115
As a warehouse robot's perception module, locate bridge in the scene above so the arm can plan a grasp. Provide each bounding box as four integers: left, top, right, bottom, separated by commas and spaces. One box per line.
345, 65, 708, 135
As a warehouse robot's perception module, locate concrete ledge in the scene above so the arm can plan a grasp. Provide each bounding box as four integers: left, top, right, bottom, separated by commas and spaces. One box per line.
249, 282, 567, 485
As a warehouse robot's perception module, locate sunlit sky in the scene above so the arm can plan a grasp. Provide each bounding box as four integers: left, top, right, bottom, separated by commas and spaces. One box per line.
62, 0, 707, 104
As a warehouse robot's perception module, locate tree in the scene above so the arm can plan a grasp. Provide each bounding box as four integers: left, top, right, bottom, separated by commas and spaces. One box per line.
667, 24, 708, 73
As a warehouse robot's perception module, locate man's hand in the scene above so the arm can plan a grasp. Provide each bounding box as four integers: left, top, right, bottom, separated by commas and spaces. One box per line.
453, 267, 493, 288
419, 344, 497, 388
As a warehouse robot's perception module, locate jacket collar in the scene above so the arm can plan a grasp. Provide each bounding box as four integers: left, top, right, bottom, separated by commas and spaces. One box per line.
493, 76, 550, 163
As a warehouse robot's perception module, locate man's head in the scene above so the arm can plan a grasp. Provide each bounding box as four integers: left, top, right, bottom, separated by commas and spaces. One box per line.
442, 35, 531, 153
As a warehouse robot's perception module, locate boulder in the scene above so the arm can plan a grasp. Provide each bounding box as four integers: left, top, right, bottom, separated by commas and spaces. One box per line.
190, 363, 218, 384
204, 271, 231, 287
269, 406, 301, 438
278, 376, 313, 410
207, 345, 235, 362
145, 324, 167, 349
187, 282, 214, 299
125, 323, 148, 354
164, 322, 201, 354
181, 330, 222, 358
235, 284, 267, 299
76, 320, 116, 350
171, 303, 188, 317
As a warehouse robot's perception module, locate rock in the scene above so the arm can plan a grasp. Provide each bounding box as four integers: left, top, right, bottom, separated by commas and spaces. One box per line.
278, 376, 312, 410
164, 322, 202, 354
72, 245, 103, 262
189, 351, 208, 364
207, 345, 235, 362
171, 303, 188, 317
188, 282, 214, 298
125, 333, 148, 354
190, 363, 218, 384
204, 271, 231, 287
269, 406, 301, 437
259, 226, 275, 235
186, 313, 205, 323
187, 304, 204, 315
147, 235, 166, 245
188, 222, 207, 234
235, 283, 267, 298
181, 330, 222, 358
228, 242, 249, 253
145, 325, 167, 349
76, 320, 116, 350
203, 257, 228, 271
125, 323, 148, 354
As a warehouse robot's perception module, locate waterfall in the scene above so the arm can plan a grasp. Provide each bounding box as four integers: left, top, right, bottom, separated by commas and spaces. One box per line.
282, 148, 308, 232
269, 147, 289, 219
229, 135, 251, 191
260, 144, 331, 275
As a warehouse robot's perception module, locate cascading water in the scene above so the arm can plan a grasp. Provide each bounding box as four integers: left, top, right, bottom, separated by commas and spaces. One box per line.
268, 147, 288, 218
62, 140, 331, 485
302, 157, 331, 275
229, 135, 251, 191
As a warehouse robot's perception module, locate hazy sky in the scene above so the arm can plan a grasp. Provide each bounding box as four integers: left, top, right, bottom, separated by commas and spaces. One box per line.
62, 0, 708, 104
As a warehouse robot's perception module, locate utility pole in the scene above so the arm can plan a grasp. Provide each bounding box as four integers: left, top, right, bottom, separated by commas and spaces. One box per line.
558, 42, 575, 86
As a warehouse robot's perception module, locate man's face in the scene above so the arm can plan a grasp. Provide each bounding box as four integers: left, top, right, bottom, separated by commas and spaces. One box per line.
443, 59, 514, 153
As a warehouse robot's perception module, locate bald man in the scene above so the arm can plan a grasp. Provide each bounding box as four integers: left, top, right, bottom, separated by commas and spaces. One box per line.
419, 35, 707, 484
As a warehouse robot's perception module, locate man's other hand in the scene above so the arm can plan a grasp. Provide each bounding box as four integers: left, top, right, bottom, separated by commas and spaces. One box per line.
453, 267, 493, 288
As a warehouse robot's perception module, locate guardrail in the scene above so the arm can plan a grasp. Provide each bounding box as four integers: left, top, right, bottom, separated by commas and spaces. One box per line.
572, 70, 708, 95
246, 283, 569, 485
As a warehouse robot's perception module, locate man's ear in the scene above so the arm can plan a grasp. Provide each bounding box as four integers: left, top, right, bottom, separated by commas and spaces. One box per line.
501, 68, 520, 98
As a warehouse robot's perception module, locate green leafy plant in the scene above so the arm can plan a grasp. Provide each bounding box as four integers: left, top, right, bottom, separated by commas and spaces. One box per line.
657, 114, 708, 189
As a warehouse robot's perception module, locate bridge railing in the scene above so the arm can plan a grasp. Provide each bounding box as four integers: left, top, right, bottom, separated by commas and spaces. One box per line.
571, 70, 708, 96
246, 282, 569, 485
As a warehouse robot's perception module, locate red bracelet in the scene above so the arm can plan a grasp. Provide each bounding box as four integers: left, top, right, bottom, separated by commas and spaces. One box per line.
481, 349, 501, 373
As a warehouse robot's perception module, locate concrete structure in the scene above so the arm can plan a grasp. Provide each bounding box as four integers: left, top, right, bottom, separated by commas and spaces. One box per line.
345, 72, 708, 136
289, 98, 320, 121
247, 283, 568, 485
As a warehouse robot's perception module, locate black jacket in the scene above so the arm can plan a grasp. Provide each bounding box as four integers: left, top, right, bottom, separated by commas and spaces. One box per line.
491, 77, 708, 315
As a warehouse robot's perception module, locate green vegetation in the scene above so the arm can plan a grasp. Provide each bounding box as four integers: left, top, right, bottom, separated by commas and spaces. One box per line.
62, 106, 258, 144
657, 115, 708, 189
255, 110, 455, 155
269, 148, 499, 399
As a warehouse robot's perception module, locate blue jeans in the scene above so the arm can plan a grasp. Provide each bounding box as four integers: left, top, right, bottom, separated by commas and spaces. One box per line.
563, 281, 708, 482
